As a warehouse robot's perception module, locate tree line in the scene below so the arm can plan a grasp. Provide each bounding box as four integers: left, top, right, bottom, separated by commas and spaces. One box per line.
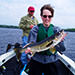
0, 25, 19, 29
0, 25, 75, 32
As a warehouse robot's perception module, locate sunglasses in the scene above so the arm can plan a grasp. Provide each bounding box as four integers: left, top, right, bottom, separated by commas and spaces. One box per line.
30, 11, 34, 12
42, 15, 52, 18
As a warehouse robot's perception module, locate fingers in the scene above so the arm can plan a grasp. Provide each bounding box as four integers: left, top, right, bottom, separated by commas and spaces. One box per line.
25, 47, 32, 54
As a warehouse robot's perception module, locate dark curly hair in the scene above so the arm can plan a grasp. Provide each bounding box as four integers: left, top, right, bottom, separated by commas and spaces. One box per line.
40, 4, 54, 17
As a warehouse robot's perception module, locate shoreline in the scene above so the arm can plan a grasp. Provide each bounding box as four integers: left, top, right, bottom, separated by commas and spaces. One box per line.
0, 25, 75, 32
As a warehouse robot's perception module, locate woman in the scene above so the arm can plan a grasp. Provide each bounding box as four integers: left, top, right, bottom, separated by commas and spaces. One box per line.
26, 4, 65, 75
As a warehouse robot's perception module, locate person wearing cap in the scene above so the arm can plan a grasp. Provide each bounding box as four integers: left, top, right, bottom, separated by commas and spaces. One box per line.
19, 6, 38, 74
19, 6, 38, 47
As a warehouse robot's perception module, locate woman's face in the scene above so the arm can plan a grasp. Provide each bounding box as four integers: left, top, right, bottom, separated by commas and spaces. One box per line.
41, 9, 52, 27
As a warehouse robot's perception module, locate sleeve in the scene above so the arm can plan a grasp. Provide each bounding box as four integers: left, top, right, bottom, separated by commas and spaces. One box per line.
53, 26, 66, 52
20, 52, 28, 65
19, 17, 26, 30
28, 26, 39, 43
55, 41, 66, 52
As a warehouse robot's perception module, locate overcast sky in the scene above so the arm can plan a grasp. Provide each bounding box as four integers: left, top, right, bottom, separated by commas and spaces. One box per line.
0, 0, 75, 29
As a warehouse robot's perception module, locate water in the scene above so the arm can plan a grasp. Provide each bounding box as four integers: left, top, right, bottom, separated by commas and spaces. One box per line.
63, 32, 75, 61
0, 28, 75, 61
0, 28, 22, 55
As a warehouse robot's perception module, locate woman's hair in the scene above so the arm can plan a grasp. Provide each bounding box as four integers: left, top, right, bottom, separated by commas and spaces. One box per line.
40, 4, 54, 17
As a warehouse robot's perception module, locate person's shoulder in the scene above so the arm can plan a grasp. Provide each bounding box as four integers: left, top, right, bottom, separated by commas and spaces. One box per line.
37, 23, 43, 27
33, 16, 37, 18
23, 16, 27, 18
31, 23, 41, 30
21, 15, 27, 19
33, 16, 38, 19
52, 24, 61, 33
31, 25, 39, 32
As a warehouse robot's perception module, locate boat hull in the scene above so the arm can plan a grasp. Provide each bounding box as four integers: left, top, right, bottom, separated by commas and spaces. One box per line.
0, 56, 74, 75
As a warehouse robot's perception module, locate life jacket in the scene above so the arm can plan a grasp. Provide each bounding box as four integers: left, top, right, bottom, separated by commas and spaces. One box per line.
36, 23, 56, 55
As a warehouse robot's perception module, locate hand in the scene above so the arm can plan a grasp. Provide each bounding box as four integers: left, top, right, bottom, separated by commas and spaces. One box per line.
25, 47, 32, 54
61, 33, 67, 41
25, 47, 32, 61
30, 25, 34, 29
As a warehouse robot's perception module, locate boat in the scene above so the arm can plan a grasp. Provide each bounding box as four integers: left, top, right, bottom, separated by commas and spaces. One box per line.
0, 30, 75, 75
0, 50, 75, 75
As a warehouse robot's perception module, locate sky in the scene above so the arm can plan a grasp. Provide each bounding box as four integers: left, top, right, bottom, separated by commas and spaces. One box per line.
0, 0, 75, 29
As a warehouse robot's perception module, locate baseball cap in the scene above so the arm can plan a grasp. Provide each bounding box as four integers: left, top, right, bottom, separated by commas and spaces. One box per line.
28, 6, 35, 11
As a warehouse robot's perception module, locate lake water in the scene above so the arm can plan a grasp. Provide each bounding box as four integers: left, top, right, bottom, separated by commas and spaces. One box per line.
0, 28, 75, 61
